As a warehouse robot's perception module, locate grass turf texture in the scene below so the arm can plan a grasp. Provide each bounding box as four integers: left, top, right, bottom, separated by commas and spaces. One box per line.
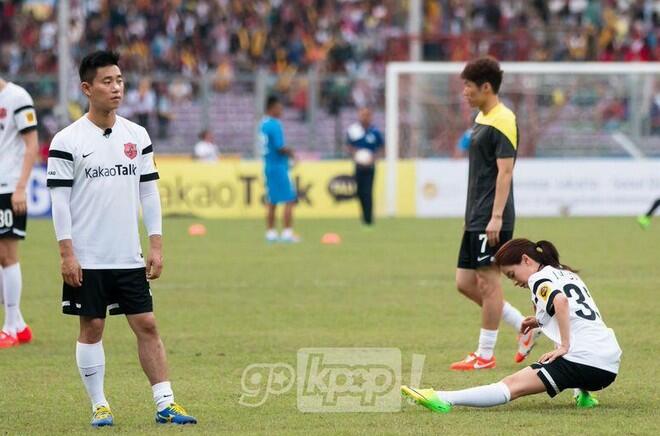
0, 217, 657, 435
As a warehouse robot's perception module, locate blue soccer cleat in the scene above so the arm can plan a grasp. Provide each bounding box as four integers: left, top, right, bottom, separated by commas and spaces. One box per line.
155, 402, 197, 425
91, 405, 114, 427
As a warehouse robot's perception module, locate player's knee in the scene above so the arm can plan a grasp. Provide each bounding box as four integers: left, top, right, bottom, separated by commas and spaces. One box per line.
79, 318, 105, 342
134, 315, 159, 338
476, 273, 501, 298
0, 244, 18, 266
502, 375, 528, 400
456, 281, 472, 296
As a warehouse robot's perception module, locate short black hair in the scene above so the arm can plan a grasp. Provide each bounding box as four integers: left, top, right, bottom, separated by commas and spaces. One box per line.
460, 56, 503, 94
79, 51, 120, 83
265, 95, 280, 111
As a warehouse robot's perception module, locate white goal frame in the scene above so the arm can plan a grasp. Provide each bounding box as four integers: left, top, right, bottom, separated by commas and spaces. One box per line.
384, 62, 660, 216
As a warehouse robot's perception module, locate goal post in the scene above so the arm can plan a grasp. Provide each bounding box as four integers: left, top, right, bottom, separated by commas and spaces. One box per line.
385, 62, 660, 216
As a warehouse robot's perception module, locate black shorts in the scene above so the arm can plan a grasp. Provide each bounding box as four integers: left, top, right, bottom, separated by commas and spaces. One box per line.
531, 357, 617, 398
0, 193, 27, 240
62, 268, 153, 318
457, 230, 513, 269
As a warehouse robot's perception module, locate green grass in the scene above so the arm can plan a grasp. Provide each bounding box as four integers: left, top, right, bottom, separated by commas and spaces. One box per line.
0, 217, 658, 435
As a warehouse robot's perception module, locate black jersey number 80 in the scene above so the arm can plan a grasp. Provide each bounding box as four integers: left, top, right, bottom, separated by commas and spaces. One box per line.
563, 284, 600, 321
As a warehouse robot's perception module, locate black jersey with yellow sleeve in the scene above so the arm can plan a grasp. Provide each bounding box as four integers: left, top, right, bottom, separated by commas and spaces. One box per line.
465, 102, 518, 231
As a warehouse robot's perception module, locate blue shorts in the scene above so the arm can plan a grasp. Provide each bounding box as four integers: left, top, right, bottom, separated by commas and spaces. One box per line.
265, 167, 297, 205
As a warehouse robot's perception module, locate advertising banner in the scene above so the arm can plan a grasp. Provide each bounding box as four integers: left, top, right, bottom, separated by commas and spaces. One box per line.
157, 160, 416, 218
416, 159, 660, 217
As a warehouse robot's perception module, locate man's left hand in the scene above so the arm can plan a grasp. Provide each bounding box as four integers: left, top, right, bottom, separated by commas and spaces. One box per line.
146, 248, 163, 280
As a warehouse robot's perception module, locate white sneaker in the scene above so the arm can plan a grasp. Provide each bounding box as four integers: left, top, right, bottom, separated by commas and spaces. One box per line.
280, 234, 301, 243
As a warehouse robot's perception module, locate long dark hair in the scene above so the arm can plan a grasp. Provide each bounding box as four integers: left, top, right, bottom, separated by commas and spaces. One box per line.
494, 238, 577, 272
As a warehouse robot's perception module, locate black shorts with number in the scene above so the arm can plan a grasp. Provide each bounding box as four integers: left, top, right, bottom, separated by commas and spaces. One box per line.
531, 357, 617, 398
0, 193, 27, 240
457, 230, 513, 269
62, 268, 153, 318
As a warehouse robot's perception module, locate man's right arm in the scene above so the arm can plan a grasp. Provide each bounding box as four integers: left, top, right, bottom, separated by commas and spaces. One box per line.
47, 136, 82, 287
50, 187, 82, 287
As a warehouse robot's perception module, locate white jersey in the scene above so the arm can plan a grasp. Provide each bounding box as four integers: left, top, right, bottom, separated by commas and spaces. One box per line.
0, 82, 38, 194
528, 266, 622, 374
46, 115, 159, 269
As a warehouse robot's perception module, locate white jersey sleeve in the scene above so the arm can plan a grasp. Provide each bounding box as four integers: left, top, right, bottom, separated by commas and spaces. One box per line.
46, 132, 75, 188
529, 273, 562, 320
139, 128, 159, 183
12, 88, 37, 133
0, 83, 38, 193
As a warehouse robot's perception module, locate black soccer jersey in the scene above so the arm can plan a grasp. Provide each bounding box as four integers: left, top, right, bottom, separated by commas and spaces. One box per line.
464, 102, 517, 231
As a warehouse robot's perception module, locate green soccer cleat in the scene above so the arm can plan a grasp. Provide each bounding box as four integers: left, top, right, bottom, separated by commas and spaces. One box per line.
401, 385, 452, 414
91, 405, 114, 427
637, 215, 651, 229
575, 391, 599, 409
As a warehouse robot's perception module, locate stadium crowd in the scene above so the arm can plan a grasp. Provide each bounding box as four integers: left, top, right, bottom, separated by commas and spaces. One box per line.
1, 0, 658, 78
1, 0, 658, 157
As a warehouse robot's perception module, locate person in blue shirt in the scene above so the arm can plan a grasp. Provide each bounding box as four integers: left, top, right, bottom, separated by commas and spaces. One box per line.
346, 107, 384, 226
260, 95, 298, 242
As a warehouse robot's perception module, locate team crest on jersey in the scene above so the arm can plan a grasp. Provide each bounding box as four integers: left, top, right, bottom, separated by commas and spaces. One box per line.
124, 142, 137, 159
0, 108, 6, 119
539, 284, 550, 301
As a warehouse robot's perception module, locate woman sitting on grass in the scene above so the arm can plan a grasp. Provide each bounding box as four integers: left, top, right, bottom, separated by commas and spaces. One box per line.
402, 238, 622, 412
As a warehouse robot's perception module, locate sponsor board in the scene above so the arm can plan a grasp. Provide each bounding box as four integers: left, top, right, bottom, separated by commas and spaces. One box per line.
416, 159, 660, 217
158, 160, 416, 218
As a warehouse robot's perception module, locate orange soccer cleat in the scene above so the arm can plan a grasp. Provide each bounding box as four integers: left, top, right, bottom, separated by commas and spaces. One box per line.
514, 328, 542, 363
16, 325, 33, 344
450, 352, 496, 371
0, 331, 18, 348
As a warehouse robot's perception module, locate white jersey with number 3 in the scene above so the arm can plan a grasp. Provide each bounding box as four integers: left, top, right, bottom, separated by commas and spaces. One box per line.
528, 265, 622, 374
0, 82, 38, 194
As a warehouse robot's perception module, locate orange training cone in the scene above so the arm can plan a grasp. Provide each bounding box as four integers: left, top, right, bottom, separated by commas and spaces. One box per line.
321, 233, 341, 245
188, 223, 207, 236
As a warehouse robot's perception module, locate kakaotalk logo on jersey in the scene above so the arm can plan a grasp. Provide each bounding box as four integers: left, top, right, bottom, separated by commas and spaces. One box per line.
85, 163, 137, 179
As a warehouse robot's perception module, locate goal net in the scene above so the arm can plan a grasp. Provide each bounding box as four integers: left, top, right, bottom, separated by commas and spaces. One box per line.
384, 62, 660, 215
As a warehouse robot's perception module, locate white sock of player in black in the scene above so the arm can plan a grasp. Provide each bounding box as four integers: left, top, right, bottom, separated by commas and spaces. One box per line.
477, 328, 498, 359
437, 381, 511, 407
152, 381, 174, 411
2, 263, 25, 335
502, 301, 524, 332
76, 341, 109, 410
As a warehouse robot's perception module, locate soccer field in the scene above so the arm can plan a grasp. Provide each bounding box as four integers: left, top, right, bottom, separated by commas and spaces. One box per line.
0, 217, 657, 435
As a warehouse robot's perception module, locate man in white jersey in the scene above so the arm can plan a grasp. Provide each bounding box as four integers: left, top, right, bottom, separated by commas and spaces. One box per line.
401, 238, 621, 413
0, 78, 38, 348
46, 51, 196, 427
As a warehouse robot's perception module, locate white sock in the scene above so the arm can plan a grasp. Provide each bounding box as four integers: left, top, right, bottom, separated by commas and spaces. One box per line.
477, 328, 498, 360
281, 228, 293, 239
152, 381, 174, 411
437, 381, 511, 407
76, 341, 109, 410
502, 301, 524, 332
266, 229, 278, 239
2, 263, 25, 335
